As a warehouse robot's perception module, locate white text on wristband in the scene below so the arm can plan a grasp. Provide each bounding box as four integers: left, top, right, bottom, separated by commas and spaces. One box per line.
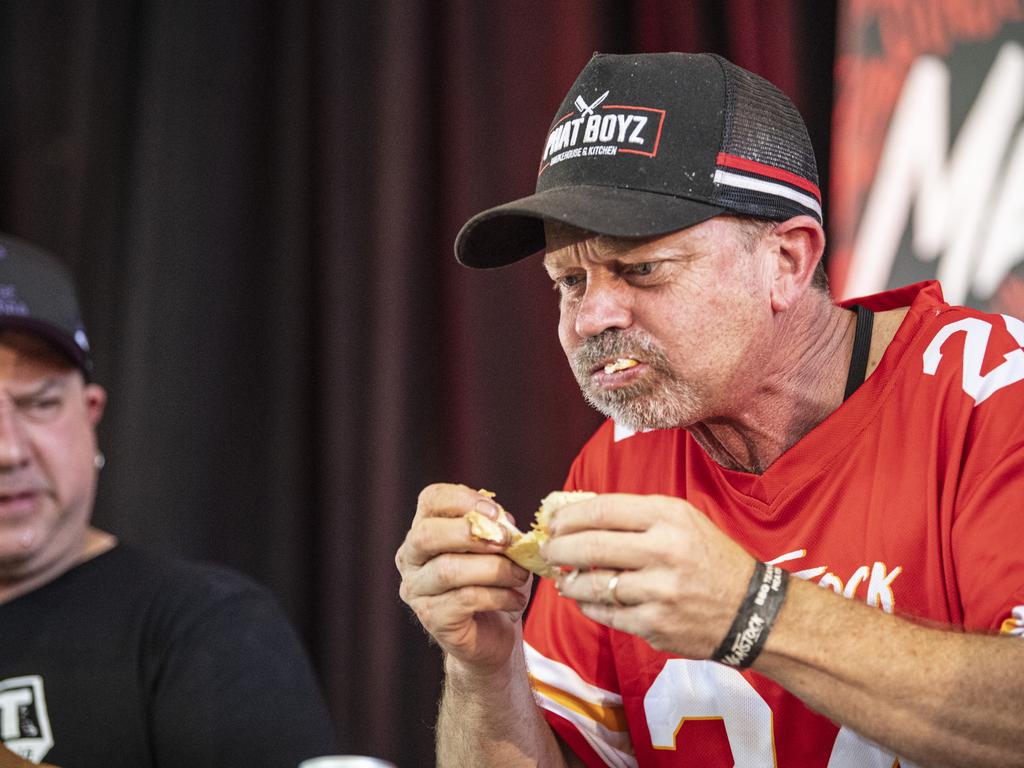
711, 561, 790, 669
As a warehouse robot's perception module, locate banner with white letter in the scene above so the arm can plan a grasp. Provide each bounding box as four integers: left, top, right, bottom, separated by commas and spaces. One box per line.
829, 1, 1024, 314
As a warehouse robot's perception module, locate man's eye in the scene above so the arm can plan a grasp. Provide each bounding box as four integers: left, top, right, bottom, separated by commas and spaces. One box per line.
625, 262, 656, 276
555, 274, 585, 290
22, 397, 63, 418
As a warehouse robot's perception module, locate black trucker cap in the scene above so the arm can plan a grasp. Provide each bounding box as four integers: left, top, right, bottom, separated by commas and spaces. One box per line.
0, 234, 93, 376
455, 52, 821, 268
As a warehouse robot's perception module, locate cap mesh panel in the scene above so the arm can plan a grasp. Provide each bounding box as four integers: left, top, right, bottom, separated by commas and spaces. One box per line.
712, 56, 821, 222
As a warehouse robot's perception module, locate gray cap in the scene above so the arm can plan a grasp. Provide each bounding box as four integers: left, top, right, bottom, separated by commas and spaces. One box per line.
0, 234, 92, 376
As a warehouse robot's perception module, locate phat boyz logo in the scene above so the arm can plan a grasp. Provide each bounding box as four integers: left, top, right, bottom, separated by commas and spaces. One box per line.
539, 90, 666, 173
0, 676, 54, 761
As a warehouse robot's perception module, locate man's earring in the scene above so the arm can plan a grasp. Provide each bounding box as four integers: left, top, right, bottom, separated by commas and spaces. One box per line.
95, 451, 106, 470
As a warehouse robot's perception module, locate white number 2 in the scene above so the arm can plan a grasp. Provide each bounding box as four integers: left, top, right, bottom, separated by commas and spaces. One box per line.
643, 660, 912, 766
922, 314, 1024, 405
644, 660, 774, 764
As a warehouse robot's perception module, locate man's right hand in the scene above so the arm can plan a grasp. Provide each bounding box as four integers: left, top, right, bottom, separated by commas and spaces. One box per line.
396, 484, 532, 673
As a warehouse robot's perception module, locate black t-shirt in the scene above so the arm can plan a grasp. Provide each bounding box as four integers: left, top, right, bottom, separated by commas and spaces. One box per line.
0, 545, 336, 767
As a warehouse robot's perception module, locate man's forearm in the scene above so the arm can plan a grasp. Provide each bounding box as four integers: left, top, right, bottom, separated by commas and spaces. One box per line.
437, 645, 568, 768
756, 578, 1024, 767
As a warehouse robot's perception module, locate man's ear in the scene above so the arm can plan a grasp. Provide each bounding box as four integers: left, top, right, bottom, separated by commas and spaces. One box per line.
83, 383, 107, 427
768, 215, 826, 312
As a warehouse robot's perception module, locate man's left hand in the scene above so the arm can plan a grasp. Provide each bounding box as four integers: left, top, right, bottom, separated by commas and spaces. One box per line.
541, 493, 756, 658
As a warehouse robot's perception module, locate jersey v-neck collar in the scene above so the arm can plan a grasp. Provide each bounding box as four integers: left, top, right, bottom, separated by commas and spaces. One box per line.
689, 281, 945, 509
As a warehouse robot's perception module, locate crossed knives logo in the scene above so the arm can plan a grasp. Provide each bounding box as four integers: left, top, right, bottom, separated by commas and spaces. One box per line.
574, 90, 609, 117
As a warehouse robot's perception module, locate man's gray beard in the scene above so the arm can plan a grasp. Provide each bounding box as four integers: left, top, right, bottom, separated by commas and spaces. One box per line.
571, 331, 703, 431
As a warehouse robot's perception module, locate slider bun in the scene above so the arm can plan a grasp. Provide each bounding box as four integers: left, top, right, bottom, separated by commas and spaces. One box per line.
467, 490, 596, 578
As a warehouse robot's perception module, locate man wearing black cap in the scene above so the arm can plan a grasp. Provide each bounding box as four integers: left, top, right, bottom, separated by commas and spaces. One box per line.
0, 234, 337, 766
397, 53, 1024, 766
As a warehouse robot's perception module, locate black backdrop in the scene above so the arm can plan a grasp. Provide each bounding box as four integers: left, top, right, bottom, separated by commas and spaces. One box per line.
0, 2, 836, 764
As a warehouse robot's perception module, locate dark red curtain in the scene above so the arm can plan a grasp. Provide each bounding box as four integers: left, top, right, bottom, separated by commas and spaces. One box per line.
0, 1, 835, 763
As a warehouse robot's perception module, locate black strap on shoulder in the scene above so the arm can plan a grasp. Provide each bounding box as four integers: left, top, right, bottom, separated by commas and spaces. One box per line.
843, 304, 874, 401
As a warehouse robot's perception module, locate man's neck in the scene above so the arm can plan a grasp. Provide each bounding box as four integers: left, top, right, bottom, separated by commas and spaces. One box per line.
688, 293, 897, 475
0, 527, 116, 605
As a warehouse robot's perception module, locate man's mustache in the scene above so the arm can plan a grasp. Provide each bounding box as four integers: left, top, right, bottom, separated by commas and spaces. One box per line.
573, 330, 669, 373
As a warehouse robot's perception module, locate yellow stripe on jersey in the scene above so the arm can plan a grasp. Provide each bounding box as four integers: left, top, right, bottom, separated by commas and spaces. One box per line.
999, 605, 1024, 635
529, 674, 629, 733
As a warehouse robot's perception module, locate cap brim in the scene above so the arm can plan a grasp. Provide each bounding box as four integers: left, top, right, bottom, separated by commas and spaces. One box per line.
0, 317, 92, 376
455, 185, 726, 268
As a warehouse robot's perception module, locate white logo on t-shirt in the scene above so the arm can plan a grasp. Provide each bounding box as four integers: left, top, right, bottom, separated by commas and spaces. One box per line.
0, 675, 54, 761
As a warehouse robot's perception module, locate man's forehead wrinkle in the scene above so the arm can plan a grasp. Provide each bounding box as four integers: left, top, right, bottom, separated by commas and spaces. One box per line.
544, 218, 735, 273
545, 226, 598, 263
544, 229, 654, 271
545, 220, 633, 250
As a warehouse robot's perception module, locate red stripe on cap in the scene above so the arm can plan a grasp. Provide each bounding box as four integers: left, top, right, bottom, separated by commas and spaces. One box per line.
716, 153, 821, 201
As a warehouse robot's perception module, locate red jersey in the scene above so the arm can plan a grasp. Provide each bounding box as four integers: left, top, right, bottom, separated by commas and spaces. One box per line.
523, 282, 1024, 767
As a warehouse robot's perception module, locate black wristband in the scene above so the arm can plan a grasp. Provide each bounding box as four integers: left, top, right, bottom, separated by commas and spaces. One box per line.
711, 561, 790, 669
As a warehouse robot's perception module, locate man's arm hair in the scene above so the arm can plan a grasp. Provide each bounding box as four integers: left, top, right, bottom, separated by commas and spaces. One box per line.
755, 577, 1024, 767
437, 645, 571, 768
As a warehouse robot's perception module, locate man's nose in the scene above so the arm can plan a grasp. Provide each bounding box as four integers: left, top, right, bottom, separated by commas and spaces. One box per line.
0, 403, 30, 470
575, 275, 633, 338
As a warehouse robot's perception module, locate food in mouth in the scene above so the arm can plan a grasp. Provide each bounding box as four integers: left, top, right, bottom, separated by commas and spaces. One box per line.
603, 358, 639, 374
466, 490, 597, 577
